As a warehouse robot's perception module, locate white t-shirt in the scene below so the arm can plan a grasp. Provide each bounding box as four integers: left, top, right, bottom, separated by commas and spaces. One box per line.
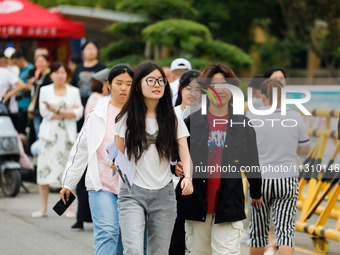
114, 114, 190, 189
0, 67, 19, 113
174, 105, 184, 118
0, 67, 19, 99
96, 95, 111, 106
174, 105, 201, 120
170, 79, 180, 106
247, 107, 310, 179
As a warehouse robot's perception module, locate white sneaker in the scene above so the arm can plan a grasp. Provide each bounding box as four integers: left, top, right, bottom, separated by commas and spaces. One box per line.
264, 247, 275, 255
65, 211, 76, 218
241, 231, 250, 245
32, 211, 48, 218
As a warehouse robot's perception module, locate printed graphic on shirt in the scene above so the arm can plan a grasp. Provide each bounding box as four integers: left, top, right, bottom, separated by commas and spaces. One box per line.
143, 131, 159, 151
208, 130, 226, 162
78, 71, 93, 97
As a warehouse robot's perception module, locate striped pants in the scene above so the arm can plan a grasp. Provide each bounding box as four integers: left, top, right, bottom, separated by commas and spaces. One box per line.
249, 177, 299, 248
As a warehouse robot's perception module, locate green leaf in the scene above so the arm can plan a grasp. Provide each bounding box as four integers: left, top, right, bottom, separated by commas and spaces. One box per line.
101, 40, 145, 61
142, 19, 211, 47
196, 40, 253, 68
106, 55, 147, 67
108, 22, 149, 39
116, 0, 197, 21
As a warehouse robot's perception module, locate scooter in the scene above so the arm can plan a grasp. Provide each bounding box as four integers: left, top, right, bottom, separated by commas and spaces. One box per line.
0, 102, 21, 197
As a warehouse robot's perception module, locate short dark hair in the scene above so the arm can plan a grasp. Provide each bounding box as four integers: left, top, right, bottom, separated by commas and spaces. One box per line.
81, 40, 99, 51
248, 74, 265, 90
50, 61, 68, 75
261, 78, 284, 106
35, 54, 49, 62
11, 51, 24, 59
199, 63, 239, 86
69, 54, 82, 65
264, 66, 287, 78
107, 63, 134, 84
90, 78, 103, 93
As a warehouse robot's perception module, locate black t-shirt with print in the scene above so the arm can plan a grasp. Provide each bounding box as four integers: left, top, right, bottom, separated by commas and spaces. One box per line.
70, 62, 106, 98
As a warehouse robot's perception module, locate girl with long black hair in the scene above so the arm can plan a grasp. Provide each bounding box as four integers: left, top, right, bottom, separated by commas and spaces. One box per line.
114, 62, 193, 254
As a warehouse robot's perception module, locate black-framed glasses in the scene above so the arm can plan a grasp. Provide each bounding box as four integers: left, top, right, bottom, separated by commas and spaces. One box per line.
145, 77, 167, 87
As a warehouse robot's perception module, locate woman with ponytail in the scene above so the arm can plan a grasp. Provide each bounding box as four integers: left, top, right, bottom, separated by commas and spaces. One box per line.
60, 64, 134, 255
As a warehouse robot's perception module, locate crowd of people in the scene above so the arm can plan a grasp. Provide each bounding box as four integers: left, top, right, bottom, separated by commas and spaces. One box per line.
0, 41, 311, 255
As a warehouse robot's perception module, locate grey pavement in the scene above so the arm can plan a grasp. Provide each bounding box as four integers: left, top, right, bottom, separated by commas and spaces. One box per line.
1, 182, 340, 255
0, 183, 93, 255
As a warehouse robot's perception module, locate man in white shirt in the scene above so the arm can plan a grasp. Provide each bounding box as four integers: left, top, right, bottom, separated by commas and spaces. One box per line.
0, 65, 31, 106
169, 58, 191, 106
4, 47, 20, 76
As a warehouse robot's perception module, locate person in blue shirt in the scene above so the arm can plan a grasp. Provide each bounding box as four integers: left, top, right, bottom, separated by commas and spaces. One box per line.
12, 51, 34, 134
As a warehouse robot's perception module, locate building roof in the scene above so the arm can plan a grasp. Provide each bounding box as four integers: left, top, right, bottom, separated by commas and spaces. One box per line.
50, 5, 145, 29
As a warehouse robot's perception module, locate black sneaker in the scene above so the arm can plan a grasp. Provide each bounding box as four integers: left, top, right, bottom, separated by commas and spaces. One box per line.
71, 222, 84, 231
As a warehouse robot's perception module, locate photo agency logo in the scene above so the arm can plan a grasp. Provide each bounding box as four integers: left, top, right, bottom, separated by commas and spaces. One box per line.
199, 83, 312, 128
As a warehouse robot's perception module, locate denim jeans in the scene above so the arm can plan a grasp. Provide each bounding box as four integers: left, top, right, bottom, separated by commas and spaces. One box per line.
118, 182, 177, 255
33, 115, 42, 138
88, 190, 123, 255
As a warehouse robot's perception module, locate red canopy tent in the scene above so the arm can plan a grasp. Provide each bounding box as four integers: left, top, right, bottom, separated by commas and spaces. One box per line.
0, 0, 84, 38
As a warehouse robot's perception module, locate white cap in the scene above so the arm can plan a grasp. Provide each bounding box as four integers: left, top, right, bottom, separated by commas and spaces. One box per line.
92, 68, 109, 82
170, 58, 192, 72
4, 47, 16, 58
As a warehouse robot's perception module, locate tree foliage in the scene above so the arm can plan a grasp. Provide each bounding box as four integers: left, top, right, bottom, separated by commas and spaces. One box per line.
108, 22, 149, 39
101, 40, 144, 60
30, 0, 262, 71
142, 19, 211, 48
196, 40, 253, 68
191, 0, 283, 49
252, 34, 305, 72
106, 55, 147, 68
277, 0, 340, 76
115, 0, 196, 22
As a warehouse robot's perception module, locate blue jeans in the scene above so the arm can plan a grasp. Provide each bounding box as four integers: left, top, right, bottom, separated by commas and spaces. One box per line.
33, 115, 41, 138
89, 190, 123, 255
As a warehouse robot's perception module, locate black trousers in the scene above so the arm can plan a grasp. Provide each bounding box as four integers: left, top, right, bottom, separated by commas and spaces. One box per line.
10, 109, 28, 134
76, 170, 92, 223
76, 96, 88, 132
169, 182, 186, 255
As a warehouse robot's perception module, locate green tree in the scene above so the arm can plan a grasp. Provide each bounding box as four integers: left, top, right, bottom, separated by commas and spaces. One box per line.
191, 0, 283, 49
116, 0, 196, 22
142, 19, 252, 69
142, 19, 211, 55
196, 41, 253, 68
101, 22, 148, 64
30, 0, 254, 69
277, 0, 340, 77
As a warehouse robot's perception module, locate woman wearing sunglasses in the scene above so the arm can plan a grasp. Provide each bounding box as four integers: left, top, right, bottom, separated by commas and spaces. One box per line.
114, 62, 193, 254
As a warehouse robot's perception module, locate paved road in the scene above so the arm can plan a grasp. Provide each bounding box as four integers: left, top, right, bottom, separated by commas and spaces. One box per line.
0, 183, 93, 255
0, 183, 339, 255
